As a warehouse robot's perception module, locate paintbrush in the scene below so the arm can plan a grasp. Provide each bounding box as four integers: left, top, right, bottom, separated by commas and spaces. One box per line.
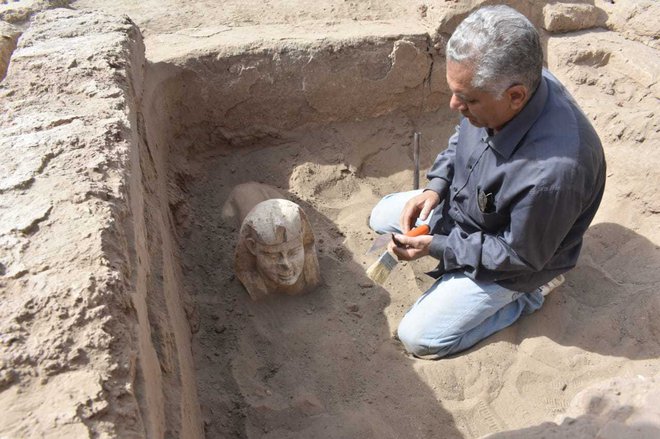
366, 224, 430, 285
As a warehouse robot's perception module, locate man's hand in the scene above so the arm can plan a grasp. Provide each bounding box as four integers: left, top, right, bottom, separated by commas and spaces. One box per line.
400, 190, 441, 233
388, 234, 433, 261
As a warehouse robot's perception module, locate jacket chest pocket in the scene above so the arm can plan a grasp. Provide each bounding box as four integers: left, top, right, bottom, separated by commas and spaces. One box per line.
466, 185, 508, 234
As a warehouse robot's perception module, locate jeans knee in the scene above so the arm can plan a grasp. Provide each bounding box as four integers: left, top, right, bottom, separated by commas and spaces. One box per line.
397, 315, 457, 359
369, 201, 392, 233
397, 318, 435, 358
397, 330, 429, 357
369, 190, 424, 234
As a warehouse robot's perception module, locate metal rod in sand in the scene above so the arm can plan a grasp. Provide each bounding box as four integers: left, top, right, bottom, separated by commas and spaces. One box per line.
413, 132, 421, 190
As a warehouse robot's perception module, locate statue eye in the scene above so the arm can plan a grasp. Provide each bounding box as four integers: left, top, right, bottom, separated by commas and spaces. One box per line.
264, 252, 279, 261
288, 247, 303, 258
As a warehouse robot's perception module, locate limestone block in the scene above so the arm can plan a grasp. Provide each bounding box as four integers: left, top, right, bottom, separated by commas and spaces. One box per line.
0, 0, 70, 24
602, 0, 660, 50
543, 3, 607, 33
235, 199, 320, 300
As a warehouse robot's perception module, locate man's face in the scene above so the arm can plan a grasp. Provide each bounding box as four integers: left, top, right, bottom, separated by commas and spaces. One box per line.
446, 61, 522, 131
252, 237, 305, 286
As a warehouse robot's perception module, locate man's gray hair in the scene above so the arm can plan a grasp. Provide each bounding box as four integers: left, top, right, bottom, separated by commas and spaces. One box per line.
446, 5, 543, 97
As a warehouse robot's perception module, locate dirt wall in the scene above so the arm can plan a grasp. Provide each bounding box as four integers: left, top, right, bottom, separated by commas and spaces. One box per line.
0, 9, 201, 438
147, 23, 448, 150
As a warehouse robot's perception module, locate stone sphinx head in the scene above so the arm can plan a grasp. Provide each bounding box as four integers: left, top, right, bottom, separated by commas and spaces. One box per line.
235, 199, 320, 300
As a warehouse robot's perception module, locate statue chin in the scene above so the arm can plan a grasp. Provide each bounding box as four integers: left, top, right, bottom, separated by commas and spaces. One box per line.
261, 269, 304, 291
276, 273, 301, 286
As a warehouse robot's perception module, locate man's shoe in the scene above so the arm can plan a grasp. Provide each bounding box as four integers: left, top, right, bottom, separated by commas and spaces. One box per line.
539, 274, 565, 297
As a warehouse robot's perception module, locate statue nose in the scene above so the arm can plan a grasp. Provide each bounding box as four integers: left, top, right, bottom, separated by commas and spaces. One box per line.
278, 254, 292, 268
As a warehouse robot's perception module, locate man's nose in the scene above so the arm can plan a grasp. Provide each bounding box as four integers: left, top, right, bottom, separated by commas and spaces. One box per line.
449, 94, 466, 111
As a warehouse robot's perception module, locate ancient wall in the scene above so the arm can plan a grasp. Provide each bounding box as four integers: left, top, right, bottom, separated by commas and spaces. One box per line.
146, 23, 449, 150
0, 9, 202, 438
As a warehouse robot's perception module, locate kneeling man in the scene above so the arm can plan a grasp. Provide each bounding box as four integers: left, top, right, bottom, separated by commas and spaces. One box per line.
370, 5, 606, 358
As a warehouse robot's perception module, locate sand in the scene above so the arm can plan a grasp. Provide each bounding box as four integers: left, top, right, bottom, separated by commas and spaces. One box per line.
1, 0, 659, 438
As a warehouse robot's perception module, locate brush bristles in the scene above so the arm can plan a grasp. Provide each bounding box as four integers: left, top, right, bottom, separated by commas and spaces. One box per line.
366, 251, 398, 285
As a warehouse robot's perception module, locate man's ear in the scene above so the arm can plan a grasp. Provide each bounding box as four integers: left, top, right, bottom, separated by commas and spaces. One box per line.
246, 237, 257, 256
506, 84, 528, 111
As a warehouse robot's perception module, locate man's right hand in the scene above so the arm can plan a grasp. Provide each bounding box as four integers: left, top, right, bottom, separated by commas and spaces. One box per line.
400, 190, 441, 233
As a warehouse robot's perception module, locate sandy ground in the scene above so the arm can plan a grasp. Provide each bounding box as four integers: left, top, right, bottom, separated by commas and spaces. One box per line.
1, 0, 659, 438
159, 2, 659, 436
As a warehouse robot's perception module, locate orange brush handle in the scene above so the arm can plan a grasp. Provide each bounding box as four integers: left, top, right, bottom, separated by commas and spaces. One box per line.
404, 224, 430, 237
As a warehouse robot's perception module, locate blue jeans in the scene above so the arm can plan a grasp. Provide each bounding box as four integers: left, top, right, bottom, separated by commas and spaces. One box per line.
370, 190, 545, 359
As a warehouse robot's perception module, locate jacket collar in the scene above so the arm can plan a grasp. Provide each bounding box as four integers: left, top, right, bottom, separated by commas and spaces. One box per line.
486, 74, 549, 159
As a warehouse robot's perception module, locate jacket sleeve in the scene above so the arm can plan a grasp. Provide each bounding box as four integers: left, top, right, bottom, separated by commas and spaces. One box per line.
425, 124, 459, 199
428, 182, 585, 283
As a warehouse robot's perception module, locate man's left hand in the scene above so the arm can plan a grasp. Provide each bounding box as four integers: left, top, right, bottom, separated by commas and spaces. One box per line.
388, 234, 433, 261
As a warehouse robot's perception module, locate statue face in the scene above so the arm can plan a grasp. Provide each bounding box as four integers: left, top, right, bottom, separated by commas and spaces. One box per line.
251, 237, 305, 286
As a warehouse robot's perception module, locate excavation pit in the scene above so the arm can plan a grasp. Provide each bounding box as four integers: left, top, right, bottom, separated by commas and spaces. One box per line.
142, 29, 460, 437
2, 5, 660, 439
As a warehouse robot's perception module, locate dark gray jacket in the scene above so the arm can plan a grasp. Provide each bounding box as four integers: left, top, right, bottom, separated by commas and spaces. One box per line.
426, 70, 606, 292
